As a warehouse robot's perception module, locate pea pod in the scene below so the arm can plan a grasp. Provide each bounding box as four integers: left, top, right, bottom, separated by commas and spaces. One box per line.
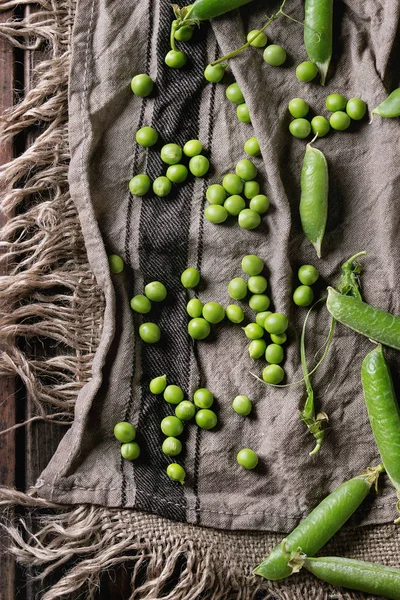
304, 0, 333, 85
299, 139, 328, 258
253, 465, 383, 581
327, 287, 400, 351
362, 344, 400, 520
372, 88, 400, 118
181, 0, 254, 21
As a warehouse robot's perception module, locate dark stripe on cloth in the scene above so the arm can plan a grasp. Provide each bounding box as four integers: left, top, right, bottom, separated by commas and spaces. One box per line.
129, 2, 207, 521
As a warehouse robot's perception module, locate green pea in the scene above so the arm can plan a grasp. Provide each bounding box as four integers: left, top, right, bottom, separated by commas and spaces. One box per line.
224, 194, 246, 216
222, 174, 244, 195
145, 281, 167, 302
237, 448, 258, 469
232, 395, 252, 415
114, 422, 136, 443
325, 93, 346, 112
202, 301, 225, 324
270, 332, 287, 345
330, 111, 351, 131
264, 313, 288, 334
263, 44, 286, 66
237, 103, 251, 124
248, 275, 267, 294
236, 159, 257, 181
175, 400, 196, 421
186, 298, 203, 318
256, 311, 271, 327
228, 277, 248, 300
204, 204, 228, 224
247, 29, 268, 47
298, 264, 319, 285
296, 61, 318, 82
189, 155, 210, 177
139, 322, 161, 344
129, 174, 151, 196
238, 209, 261, 230
242, 254, 264, 276
244, 181, 260, 199
131, 74, 154, 97
136, 126, 158, 147
206, 184, 226, 205
188, 317, 211, 340
226, 304, 245, 324
204, 63, 226, 83
108, 254, 124, 274
250, 194, 270, 214
289, 118, 311, 139
195, 408, 217, 430
346, 97, 367, 120
249, 294, 270, 312
311, 116, 330, 137
130, 294, 152, 314
262, 364, 285, 384
165, 49, 187, 69
149, 374, 167, 395
166, 463, 186, 484
181, 267, 200, 289
193, 388, 214, 409
121, 442, 140, 460
161, 143, 182, 165
166, 164, 188, 184
164, 384, 184, 405
244, 136, 261, 157
288, 98, 309, 118
249, 338, 267, 359
162, 437, 182, 456
243, 322, 265, 340
265, 343, 284, 364
161, 415, 184, 437
226, 82, 244, 105
183, 139, 203, 157
174, 25, 193, 41
153, 176, 172, 197
293, 284, 314, 307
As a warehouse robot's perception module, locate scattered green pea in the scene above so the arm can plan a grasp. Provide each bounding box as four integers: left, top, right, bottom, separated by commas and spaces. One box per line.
175, 400, 196, 421
262, 364, 285, 384
108, 254, 124, 274
311, 116, 330, 137
202, 301, 225, 324
238, 208, 261, 230
165, 49, 187, 69
181, 267, 200, 289
164, 384, 184, 405
263, 44, 286, 66
256, 311, 271, 327
195, 408, 217, 430
247, 29, 268, 47
248, 275, 267, 294
224, 194, 246, 216
228, 277, 248, 300
183, 139, 203, 157
226, 82, 244, 105
186, 298, 203, 318
129, 174, 151, 196
136, 126, 158, 147
237, 103, 251, 123
174, 25, 193, 41
145, 281, 167, 302
166, 164, 188, 184
298, 264, 319, 285
166, 463, 186, 484
270, 332, 287, 345
222, 174, 244, 195
330, 111, 351, 131
204, 63, 226, 83
121, 442, 141, 460
296, 61, 318, 82
249, 338, 267, 358
243, 322, 265, 340
139, 322, 161, 344
264, 313, 288, 334
130, 294, 152, 314
237, 448, 258, 469
204, 204, 228, 224
288, 98, 309, 119
161, 415, 184, 437
131, 74, 154, 97
293, 284, 314, 307
114, 422, 136, 443
161, 143, 182, 165
193, 388, 214, 409
244, 136, 261, 157
206, 184, 226, 205
189, 155, 210, 177
236, 159, 257, 181
162, 437, 182, 456
149, 374, 167, 395
226, 304, 245, 324
244, 181, 260, 199
250, 194, 270, 214
249, 294, 270, 312
289, 118, 311, 139
325, 93, 346, 112
346, 97, 367, 120
242, 254, 264, 276
232, 395, 252, 415
265, 343, 284, 364
188, 317, 211, 340
153, 176, 172, 197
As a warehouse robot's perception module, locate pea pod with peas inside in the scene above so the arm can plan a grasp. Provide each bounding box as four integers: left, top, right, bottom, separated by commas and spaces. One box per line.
304, 0, 333, 85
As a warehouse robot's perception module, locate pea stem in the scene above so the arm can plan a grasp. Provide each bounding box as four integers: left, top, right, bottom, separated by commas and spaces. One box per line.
170, 19, 178, 51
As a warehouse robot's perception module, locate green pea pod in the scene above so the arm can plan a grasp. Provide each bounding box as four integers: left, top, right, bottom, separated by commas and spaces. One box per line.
304, 0, 333, 85
362, 344, 400, 520
326, 287, 400, 351
182, 0, 254, 21
302, 556, 400, 600
253, 465, 383, 581
299, 140, 328, 258
372, 88, 400, 118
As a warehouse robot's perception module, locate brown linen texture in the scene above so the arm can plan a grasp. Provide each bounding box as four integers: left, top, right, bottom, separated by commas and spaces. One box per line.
36, 0, 400, 532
